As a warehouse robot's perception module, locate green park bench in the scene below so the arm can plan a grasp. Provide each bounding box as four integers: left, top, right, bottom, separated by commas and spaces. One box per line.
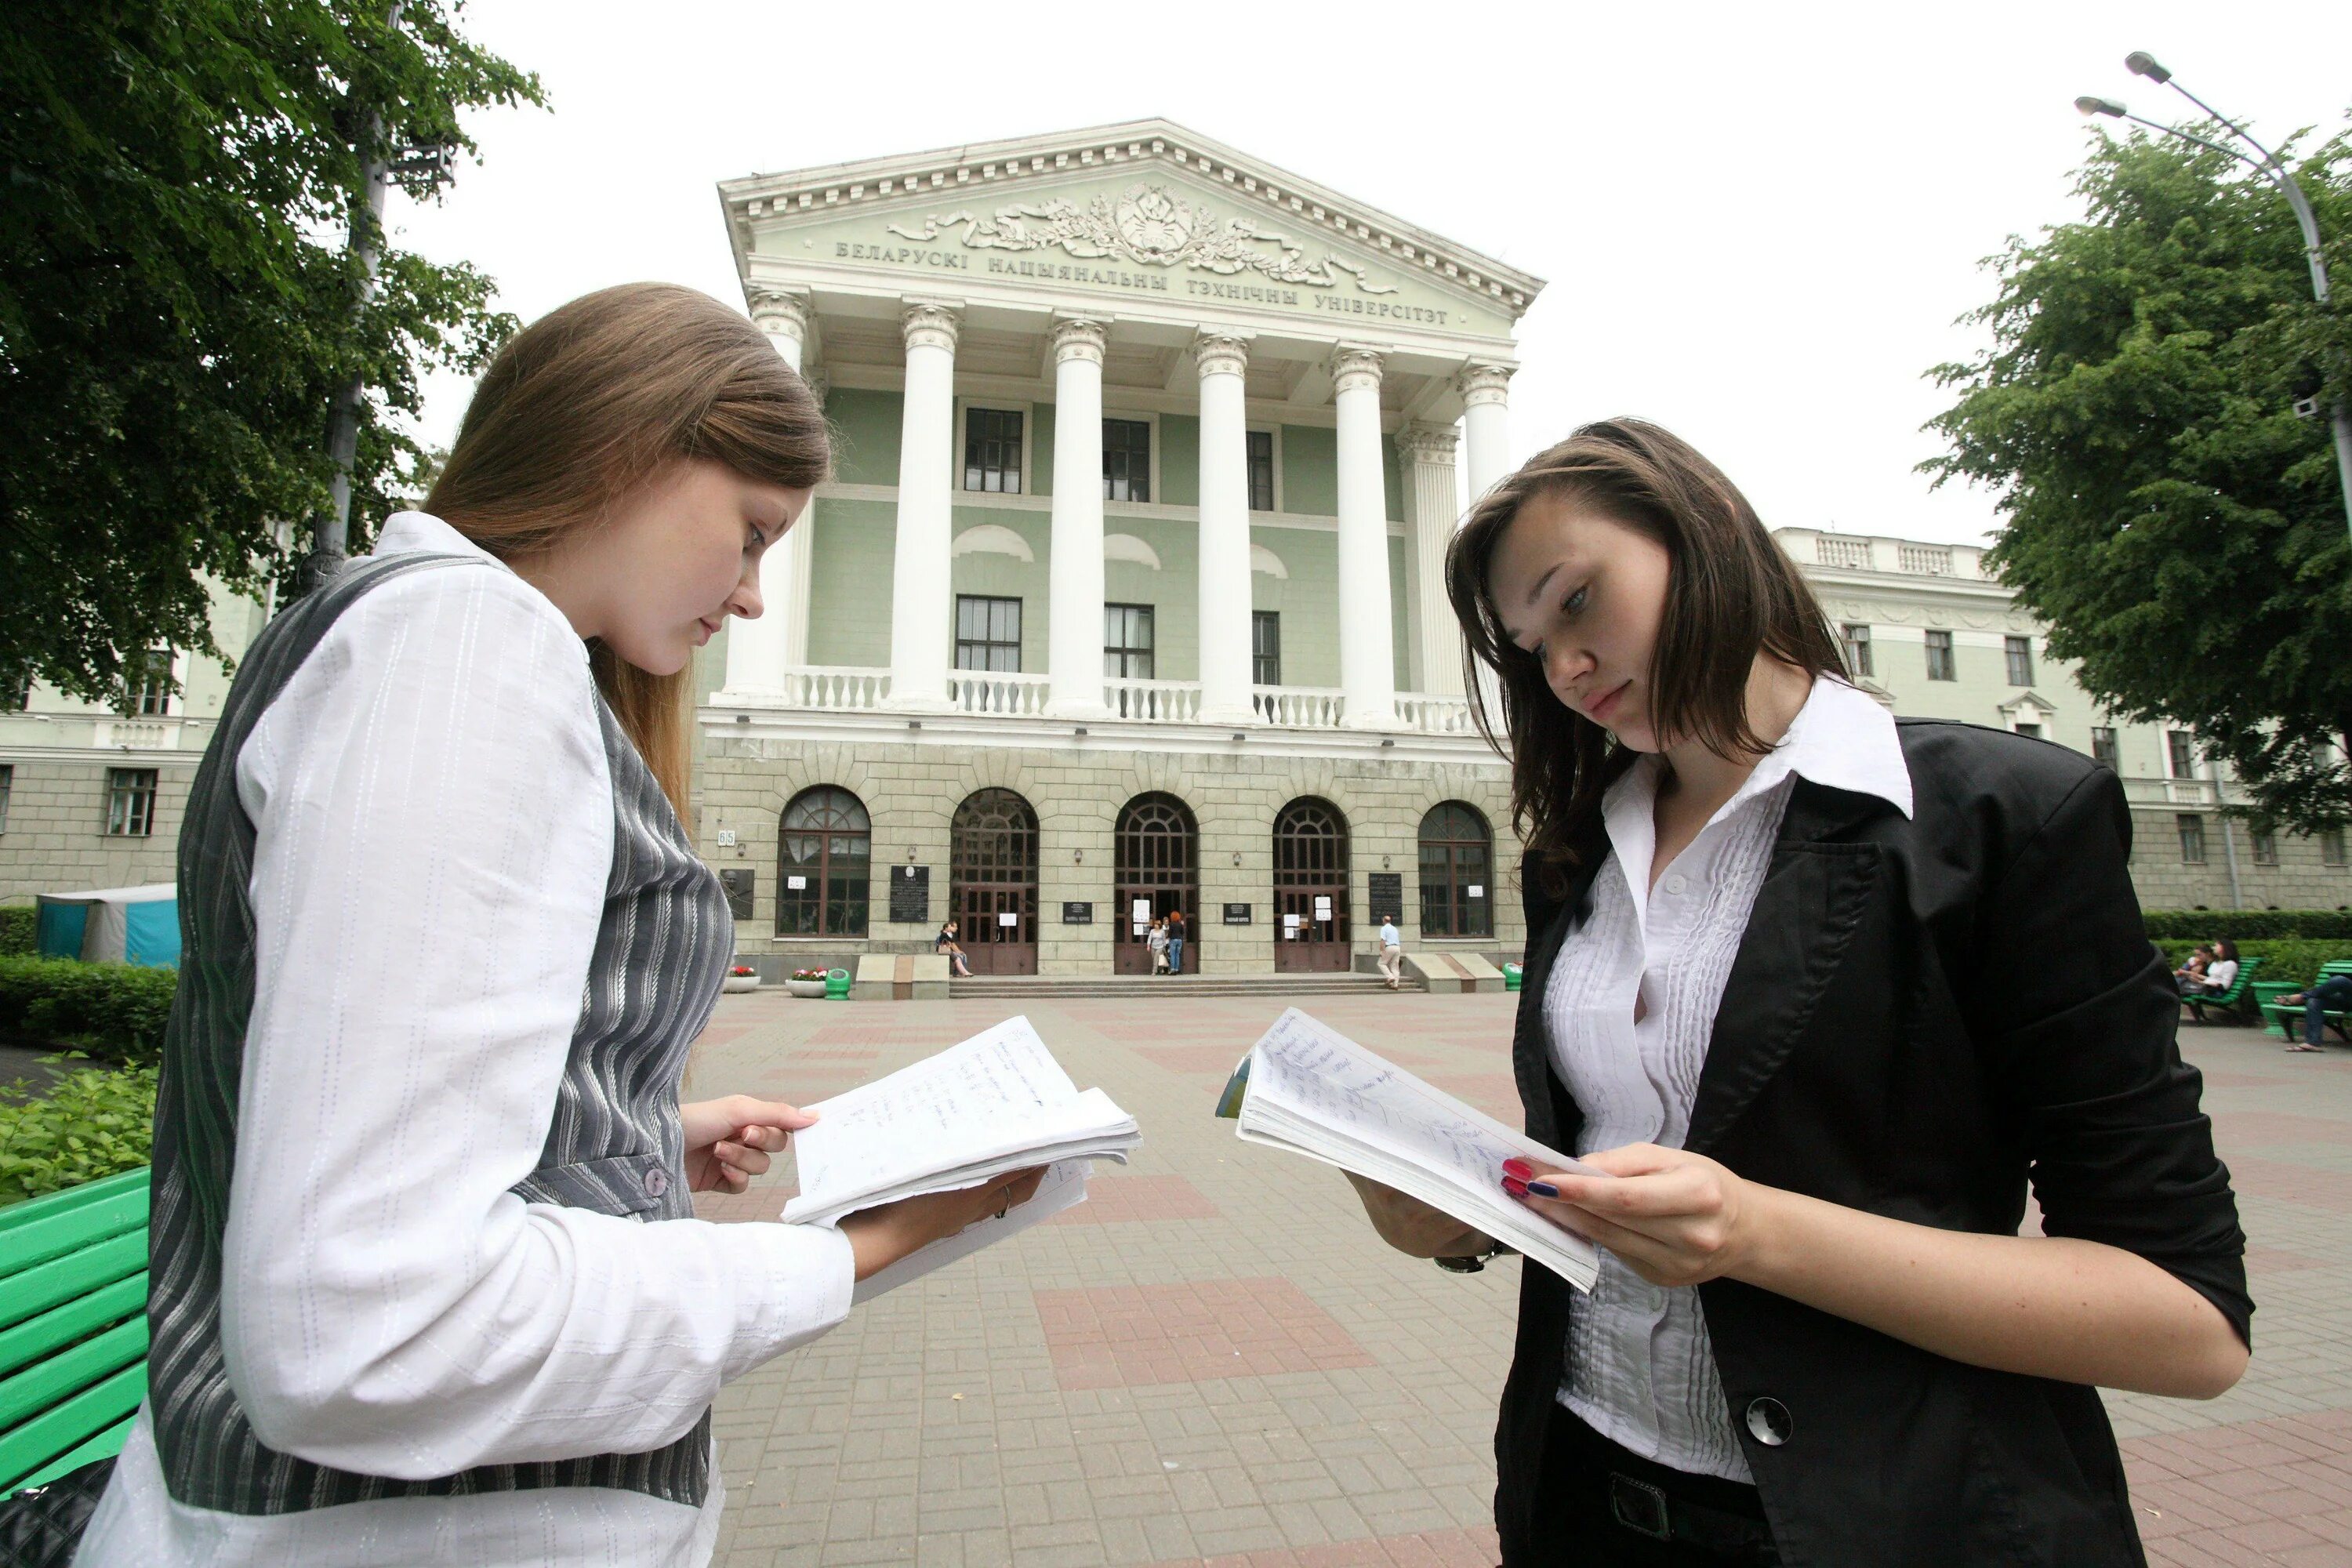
0, 1168, 151, 1503
2180, 955, 2265, 1025
2260, 959, 2352, 1043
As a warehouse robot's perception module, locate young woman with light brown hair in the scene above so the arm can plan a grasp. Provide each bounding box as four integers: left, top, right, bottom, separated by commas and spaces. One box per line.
78, 283, 1039, 1566
1346, 419, 2249, 1565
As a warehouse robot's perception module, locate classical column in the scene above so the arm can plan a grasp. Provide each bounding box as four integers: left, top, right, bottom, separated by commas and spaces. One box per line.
1398, 422, 1464, 696
1193, 332, 1256, 724
1460, 361, 1514, 502
1332, 346, 1396, 729
884, 301, 959, 710
1045, 318, 1110, 719
723, 287, 814, 700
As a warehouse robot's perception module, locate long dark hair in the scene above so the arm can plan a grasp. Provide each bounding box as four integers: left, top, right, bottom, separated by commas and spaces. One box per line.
1443, 419, 1846, 898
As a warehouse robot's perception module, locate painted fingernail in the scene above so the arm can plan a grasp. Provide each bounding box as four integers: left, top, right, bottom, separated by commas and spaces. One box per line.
1502, 1158, 1533, 1178
1524, 1181, 1561, 1199
1501, 1175, 1529, 1197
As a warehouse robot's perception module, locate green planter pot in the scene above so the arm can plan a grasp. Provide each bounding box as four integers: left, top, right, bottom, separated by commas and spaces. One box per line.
2254, 981, 2300, 1038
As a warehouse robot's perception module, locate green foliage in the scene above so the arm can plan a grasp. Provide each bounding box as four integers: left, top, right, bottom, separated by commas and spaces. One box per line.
2158, 939, 2350, 989
1925, 122, 2352, 835
2144, 909, 2352, 939
0, 2, 543, 701
0, 1061, 157, 1207
0, 906, 33, 956
0, 957, 177, 1065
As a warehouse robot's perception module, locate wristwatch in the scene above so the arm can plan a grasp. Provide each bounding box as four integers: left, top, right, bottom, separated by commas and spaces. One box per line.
1434, 1240, 1517, 1274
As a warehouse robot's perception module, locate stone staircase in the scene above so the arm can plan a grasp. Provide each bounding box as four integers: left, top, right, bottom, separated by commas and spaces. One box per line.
946, 971, 1399, 1000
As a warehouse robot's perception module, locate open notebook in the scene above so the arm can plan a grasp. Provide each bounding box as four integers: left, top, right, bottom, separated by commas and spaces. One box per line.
1218, 1007, 1602, 1290
782, 1016, 1141, 1301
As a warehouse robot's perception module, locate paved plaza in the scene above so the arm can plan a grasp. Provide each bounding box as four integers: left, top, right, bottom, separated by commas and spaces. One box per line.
686, 989, 2352, 1568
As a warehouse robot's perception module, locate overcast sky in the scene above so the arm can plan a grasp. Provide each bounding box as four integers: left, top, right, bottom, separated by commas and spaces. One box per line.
389, 0, 2352, 547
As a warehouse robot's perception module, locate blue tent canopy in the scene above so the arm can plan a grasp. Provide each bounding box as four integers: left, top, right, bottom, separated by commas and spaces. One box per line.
34, 884, 180, 967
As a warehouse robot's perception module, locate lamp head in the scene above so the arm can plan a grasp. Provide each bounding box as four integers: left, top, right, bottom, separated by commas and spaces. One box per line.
2125, 51, 2171, 84
2076, 96, 2127, 119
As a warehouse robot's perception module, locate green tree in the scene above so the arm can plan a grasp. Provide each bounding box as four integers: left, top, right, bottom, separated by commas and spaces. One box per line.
1925, 122, 2352, 834
0, 2, 541, 702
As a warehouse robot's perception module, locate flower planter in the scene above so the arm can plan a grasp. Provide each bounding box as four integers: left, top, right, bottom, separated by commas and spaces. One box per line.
722, 975, 761, 994
786, 979, 828, 999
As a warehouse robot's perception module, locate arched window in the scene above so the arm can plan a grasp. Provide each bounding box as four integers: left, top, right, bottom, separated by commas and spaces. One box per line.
1418, 801, 1493, 938
1113, 793, 1198, 975
778, 786, 870, 937
950, 788, 1039, 975
1272, 797, 1351, 972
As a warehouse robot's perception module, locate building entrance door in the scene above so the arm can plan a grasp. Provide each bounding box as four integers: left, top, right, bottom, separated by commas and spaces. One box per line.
1272, 797, 1351, 972
1113, 793, 1198, 975
950, 788, 1038, 975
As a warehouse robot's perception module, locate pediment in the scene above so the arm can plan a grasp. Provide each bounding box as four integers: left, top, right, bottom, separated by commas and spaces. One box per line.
720, 120, 1540, 339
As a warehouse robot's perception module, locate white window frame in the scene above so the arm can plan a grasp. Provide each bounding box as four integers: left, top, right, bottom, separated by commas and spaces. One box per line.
1099, 407, 1162, 506
1245, 421, 1285, 515
954, 397, 1036, 495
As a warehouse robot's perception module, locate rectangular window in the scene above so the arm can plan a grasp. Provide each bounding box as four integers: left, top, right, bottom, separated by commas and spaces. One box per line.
2176, 813, 2205, 864
1924, 630, 1955, 681
2014, 722, 2042, 739
2325, 828, 2348, 869
2005, 635, 2034, 687
2252, 828, 2278, 866
0, 764, 11, 833
963, 408, 1022, 493
953, 595, 1022, 673
1102, 419, 1151, 503
2090, 727, 2118, 769
1103, 603, 1155, 680
1839, 623, 1872, 679
125, 648, 173, 717
2168, 729, 2197, 779
1247, 430, 1276, 512
1252, 611, 1282, 688
106, 768, 158, 837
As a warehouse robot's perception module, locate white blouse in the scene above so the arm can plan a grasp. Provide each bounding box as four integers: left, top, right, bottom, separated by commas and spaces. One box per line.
78, 514, 855, 1567
1541, 677, 1912, 1482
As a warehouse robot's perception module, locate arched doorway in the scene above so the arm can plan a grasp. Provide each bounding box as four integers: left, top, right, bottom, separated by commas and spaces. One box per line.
1113, 793, 1198, 975
949, 788, 1039, 975
777, 786, 872, 936
1417, 801, 1494, 938
1272, 797, 1351, 971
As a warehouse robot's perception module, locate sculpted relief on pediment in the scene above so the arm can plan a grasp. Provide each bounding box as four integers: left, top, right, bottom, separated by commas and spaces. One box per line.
888, 182, 1399, 296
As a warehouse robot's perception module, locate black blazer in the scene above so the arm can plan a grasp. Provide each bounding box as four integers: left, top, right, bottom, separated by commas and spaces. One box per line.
1494, 719, 2249, 1568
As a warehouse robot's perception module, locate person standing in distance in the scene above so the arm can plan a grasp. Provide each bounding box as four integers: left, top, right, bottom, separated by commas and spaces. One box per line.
1377, 915, 1404, 989
77, 285, 1043, 1568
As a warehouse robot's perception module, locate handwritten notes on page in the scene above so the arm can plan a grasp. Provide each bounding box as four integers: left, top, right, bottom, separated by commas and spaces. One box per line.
1229, 1008, 1601, 1290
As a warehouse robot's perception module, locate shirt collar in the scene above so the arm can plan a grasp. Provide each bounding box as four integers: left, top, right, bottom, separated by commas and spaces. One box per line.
373, 510, 508, 570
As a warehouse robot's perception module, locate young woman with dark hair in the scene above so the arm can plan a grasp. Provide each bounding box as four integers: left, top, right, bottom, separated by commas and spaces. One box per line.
78, 283, 1041, 1566
1344, 419, 2249, 1566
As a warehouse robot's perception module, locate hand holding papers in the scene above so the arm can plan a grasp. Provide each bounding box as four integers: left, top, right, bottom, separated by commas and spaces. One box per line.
1219, 1008, 1603, 1290
782, 1017, 1141, 1301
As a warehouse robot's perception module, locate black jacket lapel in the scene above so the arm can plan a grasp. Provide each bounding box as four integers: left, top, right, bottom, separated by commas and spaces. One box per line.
1686, 781, 1885, 1156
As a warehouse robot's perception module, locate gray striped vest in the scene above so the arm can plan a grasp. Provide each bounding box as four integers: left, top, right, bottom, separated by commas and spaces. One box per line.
145, 550, 733, 1513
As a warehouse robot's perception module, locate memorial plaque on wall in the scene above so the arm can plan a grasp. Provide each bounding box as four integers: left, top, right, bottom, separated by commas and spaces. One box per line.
1368, 873, 1403, 923
888, 864, 930, 924
1062, 902, 1093, 924
719, 869, 756, 921
1221, 902, 1252, 925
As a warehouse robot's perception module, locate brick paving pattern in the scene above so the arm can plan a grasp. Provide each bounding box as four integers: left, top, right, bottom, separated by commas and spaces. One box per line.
686, 989, 2352, 1566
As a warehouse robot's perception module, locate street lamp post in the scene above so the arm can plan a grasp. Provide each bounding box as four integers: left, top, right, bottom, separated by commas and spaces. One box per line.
2075, 53, 2352, 543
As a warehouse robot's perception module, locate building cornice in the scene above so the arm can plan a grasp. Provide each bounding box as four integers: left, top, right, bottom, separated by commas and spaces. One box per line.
717, 119, 1544, 319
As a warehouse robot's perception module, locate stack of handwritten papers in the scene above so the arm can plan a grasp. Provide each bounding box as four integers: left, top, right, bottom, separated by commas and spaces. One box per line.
782, 1016, 1141, 1301
1221, 1007, 1602, 1290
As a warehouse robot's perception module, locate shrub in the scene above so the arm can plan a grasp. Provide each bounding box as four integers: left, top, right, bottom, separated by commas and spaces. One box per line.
2157, 939, 2350, 990
0, 906, 33, 956
0, 1059, 158, 1207
0, 956, 177, 1064
2143, 910, 2352, 941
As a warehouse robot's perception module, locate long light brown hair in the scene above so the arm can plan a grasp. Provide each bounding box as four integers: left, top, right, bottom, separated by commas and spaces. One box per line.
425, 282, 829, 817
1443, 419, 1845, 898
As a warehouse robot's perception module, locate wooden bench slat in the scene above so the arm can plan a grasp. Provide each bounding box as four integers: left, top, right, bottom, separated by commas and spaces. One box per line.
6, 1412, 139, 1498
0, 1361, 145, 1495
0, 1273, 147, 1383
0, 1186, 151, 1279
0, 1232, 147, 1334
0, 1316, 147, 1433
0, 1169, 149, 1239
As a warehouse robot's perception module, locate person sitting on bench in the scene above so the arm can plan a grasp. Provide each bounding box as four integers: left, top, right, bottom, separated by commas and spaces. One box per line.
935, 920, 974, 978
2281, 975, 2352, 1053
2180, 938, 2238, 998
